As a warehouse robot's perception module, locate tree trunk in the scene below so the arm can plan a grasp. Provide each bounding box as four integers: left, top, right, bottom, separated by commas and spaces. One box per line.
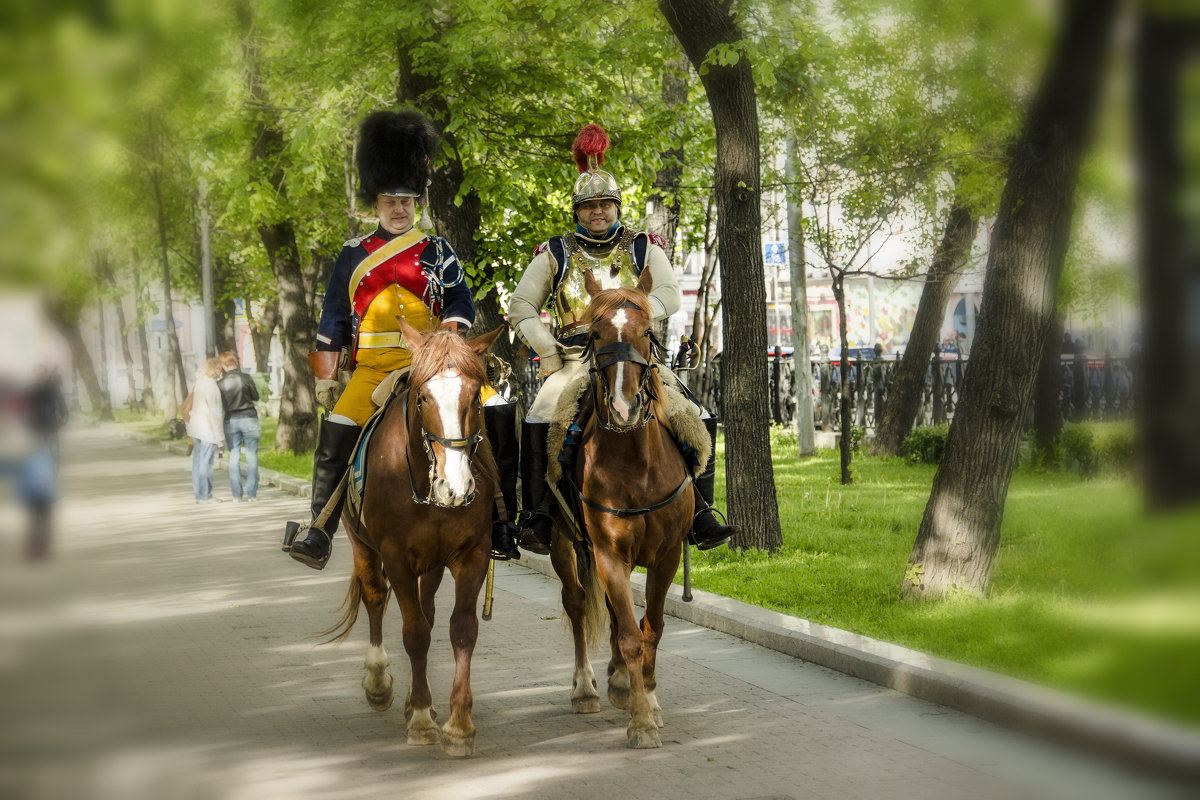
130, 251, 156, 414
660, 0, 782, 552
1033, 311, 1066, 464
902, 0, 1116, 598
239, 0, 318, 453
872, 202, 978, 455
831, 270, 852, 484
45, 298, 112, 421
648, 57, 689, 346
1134, 12, 1200, 508
396, 34, 519, 373
247, 296, 278, 375
786, 144, 815, 457
149, 161, 189, 406
95, 253, 142, 413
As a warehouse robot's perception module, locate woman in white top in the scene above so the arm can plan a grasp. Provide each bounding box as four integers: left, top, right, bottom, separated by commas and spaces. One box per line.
186, 358, 226, 503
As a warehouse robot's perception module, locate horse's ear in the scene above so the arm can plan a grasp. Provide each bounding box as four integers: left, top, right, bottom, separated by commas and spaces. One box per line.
469, 324, 505, 355
397, 316, 425, 351
636, 266, 654, 295
583, 268, 601, 298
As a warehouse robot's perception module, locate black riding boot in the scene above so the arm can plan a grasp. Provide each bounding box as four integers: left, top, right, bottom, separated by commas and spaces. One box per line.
517, 421, 553, 555
689, 417, 739, 550
283, 420, 360, 570
484, 404, 521, 561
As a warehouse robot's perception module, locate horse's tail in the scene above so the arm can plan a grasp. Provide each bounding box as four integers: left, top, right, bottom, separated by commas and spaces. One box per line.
320, 572, 376, 645
577, 552, 607, 650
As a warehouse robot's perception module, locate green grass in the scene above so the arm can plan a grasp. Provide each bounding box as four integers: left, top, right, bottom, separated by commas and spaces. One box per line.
111, 411, 1199, 727
692, 426, 1200, 728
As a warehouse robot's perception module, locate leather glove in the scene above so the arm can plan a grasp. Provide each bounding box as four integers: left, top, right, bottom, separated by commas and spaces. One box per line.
536, 352, 564, 379
315, 378, 342, 412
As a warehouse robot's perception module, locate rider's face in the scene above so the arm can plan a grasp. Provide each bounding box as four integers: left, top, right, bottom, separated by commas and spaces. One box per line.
375, 195, 416, 235
575, 199, 618, 236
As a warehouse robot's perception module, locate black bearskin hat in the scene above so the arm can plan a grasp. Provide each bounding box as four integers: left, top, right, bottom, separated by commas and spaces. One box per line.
356, 110, 439, 203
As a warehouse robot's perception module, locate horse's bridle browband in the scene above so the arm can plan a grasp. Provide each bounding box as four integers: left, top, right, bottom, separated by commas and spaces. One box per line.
401, 388, 482, 507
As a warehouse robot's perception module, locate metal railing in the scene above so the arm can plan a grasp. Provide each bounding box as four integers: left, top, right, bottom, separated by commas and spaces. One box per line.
516, 348, 1135, 431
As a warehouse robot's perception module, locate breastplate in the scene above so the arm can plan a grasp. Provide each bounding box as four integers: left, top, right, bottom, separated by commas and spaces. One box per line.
553, 229, 638, 336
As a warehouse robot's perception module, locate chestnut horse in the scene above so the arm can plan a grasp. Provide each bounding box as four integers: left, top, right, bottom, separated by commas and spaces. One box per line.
326, 318, 503, 757
549, 268, 695, 748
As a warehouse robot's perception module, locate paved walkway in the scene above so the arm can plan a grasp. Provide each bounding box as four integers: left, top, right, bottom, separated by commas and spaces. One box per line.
0, 425, 1193, 800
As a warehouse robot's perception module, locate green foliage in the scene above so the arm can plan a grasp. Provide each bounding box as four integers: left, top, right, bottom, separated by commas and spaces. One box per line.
1060, 422, 1098, 478
1098, 425, 1136, 474
901, 423, 950, 464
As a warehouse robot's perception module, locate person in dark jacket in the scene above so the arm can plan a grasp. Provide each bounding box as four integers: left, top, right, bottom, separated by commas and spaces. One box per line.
217, 350, 260, 502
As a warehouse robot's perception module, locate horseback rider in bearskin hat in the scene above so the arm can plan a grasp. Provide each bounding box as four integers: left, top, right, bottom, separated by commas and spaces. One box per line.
507, 124, 739, 556
282, 109, 521, 570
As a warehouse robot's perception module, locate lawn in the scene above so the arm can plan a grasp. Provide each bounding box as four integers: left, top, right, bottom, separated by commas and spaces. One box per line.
111, 410, 1200, 727
694, 426, 1200, 728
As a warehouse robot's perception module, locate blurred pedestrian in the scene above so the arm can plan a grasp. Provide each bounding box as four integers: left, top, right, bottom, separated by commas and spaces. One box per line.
217, 350, 260, 502
187, 358, 225, 504
28, 366, 68, 465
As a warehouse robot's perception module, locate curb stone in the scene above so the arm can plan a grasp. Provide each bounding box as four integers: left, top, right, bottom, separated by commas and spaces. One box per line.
109, 423, 1200, 782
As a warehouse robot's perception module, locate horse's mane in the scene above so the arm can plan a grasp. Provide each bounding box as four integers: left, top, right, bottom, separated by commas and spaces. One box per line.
583, 286, 668, 419
408, 329, 488, 388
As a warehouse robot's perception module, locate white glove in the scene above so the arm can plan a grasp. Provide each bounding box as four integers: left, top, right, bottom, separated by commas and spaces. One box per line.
536, 352, 564, 379
315, 378, 342, 411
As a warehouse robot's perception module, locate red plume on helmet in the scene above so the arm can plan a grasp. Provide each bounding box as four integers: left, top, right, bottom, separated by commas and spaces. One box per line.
572, 124, 609, 174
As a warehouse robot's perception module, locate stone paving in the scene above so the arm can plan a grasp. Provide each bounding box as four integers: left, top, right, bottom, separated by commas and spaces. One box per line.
0, 425, 1193, 800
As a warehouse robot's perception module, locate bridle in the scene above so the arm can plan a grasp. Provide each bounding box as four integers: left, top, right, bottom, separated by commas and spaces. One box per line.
400, 384, 483, 507
570, 296, 692, 520
585, 300, 662, 432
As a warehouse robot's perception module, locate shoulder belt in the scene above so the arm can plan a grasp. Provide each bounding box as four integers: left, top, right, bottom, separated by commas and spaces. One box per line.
347, 228, 429, 305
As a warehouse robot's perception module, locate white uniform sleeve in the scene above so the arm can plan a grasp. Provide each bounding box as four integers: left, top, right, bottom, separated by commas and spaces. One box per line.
508, 249, 561, 359
643, 243, 681, 321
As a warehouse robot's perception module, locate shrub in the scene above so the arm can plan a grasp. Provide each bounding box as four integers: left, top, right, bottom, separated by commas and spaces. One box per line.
902, 424, 950, 465
1099, 427, 1136, 474
1060, 423, 1097, 478
1026, 431, 1061, 472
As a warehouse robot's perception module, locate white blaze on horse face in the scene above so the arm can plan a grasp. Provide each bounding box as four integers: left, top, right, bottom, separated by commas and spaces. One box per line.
427, 370, 475, 504
609, 309, 632, 421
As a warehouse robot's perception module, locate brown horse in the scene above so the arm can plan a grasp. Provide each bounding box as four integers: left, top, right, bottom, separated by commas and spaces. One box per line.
325, 318, 503, 757
549, 268, 695, 748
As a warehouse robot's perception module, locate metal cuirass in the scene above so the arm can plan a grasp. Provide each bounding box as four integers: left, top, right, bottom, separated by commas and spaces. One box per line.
552, 229, 638, 337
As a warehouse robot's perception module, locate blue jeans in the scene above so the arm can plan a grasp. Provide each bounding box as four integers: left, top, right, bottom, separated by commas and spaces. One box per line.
224, 415, 261, 500
192, 440, 218, 500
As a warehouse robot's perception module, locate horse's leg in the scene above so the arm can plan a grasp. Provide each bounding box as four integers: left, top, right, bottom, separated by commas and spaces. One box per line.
605, 595, 630, 710
413, 567, 445, 722
593, 549, 660, 749
352, 538, 394, 711
550, 526, 600, 713
641, 551, 681, 729
439, 548, 489, 757
390, 565, 439, 746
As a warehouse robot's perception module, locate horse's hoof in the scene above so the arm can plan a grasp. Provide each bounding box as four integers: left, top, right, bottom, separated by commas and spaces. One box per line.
627, 725, 661, 749
571, 697, 601, 714
366, 688, 394, 712
363, 673, 394, 711
650, 708, 664, 728
440, 730, 475, 757
407, 727, 441, 746
608, 686, 630, 710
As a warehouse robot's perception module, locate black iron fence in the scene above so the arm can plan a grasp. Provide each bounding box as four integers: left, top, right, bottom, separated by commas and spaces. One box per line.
516, 347, 1135, 431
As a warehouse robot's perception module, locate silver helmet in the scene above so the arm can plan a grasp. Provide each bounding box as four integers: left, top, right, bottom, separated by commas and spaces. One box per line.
570, 124, 621, 209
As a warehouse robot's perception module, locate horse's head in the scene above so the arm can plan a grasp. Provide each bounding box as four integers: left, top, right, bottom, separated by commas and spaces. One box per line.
582, 267, 661, 432
400, 318, 503, 507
